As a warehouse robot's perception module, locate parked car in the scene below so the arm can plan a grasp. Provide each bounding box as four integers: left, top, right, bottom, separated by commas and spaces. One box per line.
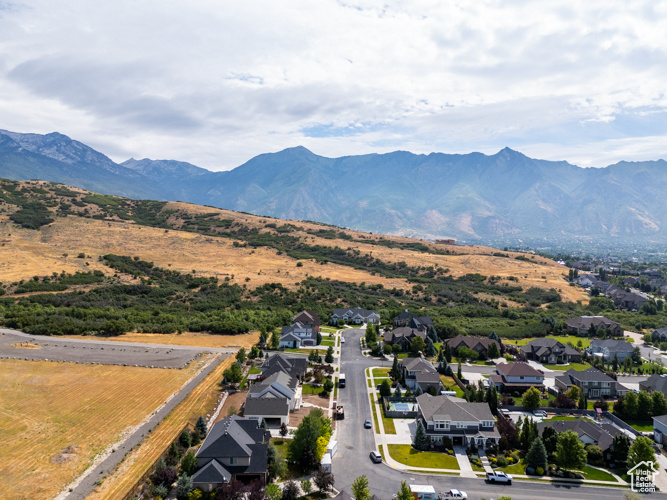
486, 471, 513, 485
341, 337, 345, 343
440, 490, 467, 499
364, 419, 372, 428
369, 450, 382, 463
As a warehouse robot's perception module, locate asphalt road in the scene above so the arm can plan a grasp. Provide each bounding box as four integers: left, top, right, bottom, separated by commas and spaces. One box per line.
331, 328, 666, 499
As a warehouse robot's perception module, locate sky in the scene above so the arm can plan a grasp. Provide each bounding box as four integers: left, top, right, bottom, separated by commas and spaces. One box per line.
1, 1, 667, 171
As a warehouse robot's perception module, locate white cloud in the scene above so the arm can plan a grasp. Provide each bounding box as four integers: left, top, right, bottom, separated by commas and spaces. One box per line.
0, 0, 666, 170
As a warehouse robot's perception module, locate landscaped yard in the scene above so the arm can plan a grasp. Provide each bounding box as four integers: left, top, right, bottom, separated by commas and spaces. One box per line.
625, 420, 654, 432
439, 375, 465, 398
370, 393, 380, 430
302, 383, 325, 395
319, 338, 335, 346
387, 444, 460, 469
580, 465, 617, 482
543, 362, 591, 371
379, 400, 396, 434
372, 368, 391, 378
512, 336, 592, 349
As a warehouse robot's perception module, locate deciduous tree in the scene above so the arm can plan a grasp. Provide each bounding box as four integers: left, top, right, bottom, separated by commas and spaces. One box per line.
555, 430, 587, 470
351, 475, 370, 500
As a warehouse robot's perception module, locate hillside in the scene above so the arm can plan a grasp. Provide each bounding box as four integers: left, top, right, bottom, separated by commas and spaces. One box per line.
2, 129, 667, 249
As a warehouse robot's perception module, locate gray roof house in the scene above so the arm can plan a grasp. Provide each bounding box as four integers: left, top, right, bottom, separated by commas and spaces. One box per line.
654, 414, 667, 446
399, 357, 443, 392
520, 338, 581, 364
588, 339, 634, 362
536, 418, 627, 459
278, 322, 318, 348
640, 374, 667, 396
192, 416, 271, 491
261, 353, 308, 380
384, 326, 427, 349
416, 393, 500, 450
446, 335, 499, 360
393, 310, 433, 331
329, 308, 380, 325
565, 316, 622, 337
244, 371, 301, 426
489, 362, 544, 394
652, 327, 667, 343
292, 310, 321, 331
555, 367, 629, 399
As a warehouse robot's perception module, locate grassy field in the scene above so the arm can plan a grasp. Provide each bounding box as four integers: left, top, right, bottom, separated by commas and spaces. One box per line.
0, 357, 207, 500
61, 331, 259, 349
372, 368, 391, 378
379, 400, 396, 434
511, 336, 592, 348
440, 375, 465, 397
387, 444, 460, 469
88, 355, 232, 500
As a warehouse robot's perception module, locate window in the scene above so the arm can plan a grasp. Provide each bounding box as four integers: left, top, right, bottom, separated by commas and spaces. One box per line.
457, 422, 466, 428
229, 457, 238, 465
602, 382, 610, 387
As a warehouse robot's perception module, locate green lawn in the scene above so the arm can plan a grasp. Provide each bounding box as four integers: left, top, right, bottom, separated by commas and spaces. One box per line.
302, 383, 325, 395
379, 400, 396, 434
580, 465, 617, 482
372, 368, 391, 378
387, 444, 460, 470
320, 327, 337, 333
439, 375, 465, 398
319, 338, 335, 346
513, 393, 555, 408
626, 420, 654, 432
497, 457, 526, 475
513, 336, 592, 349
543, 362, 591, 371
249, 366, 261, 374
370, 393, 380, 430
548, 416, 580, 422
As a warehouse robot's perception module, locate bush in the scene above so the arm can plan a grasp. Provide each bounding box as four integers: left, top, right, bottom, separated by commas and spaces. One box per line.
536, 466, 544, 476
496, 456, 508, 467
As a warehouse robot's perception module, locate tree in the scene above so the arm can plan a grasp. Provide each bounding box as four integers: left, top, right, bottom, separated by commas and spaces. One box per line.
624, 391, 639, 420
486, 385, 498, 415
325, 346, 334, 363
413, 420, 428, 451
246, 480, 267, 500
652, 390, 667, 417
288, 409, 331, 472
195, 415, 207, 441
593, 398, 609, 412
410, 336, 426, 356
176, 474, 193, 500
270, 332, 279, 349
300, 479, 312, 496
396, 481, 413, 500
444, 343, 452, 362
457, 345, 479, 361
265, 484, 281, 500
611, 433, 631, 467
522, 387, 541, 411
322, 377, 334, 395
425, 338, 436, 357
279, 422, 288, 437
525, 437, 548, 471
223, 362, 243, 384
585, 444, 603, 465
152, 463, 178, 487
313, 467, 334, 492
281, 480, 299, 500
555, 430, 587, 470
542, 426, 558, 455
234, 348, 246, 364
627, 436, 657, 474
390, 354, 400, 380
375, 379, 391, 398
567, 385, 580, 402
351, 475, 370, 500
365, 323, 377, 345
496, 417, 519, 450
578, 390, 587, 410
457, 362, 462, 380
487, 342, 500, 359
166, 440, 182, 466
638, 390, 653, 421
632, 346, 642, 364
180, 449, 197, 476
316, 331, 322, 345
179, 428, 192, 449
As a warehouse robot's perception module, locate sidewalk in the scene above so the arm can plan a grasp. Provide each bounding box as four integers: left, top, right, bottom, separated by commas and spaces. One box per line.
454, 445, 476, 478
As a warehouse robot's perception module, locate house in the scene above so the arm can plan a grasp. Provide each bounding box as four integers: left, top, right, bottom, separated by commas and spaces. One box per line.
489, 362, 544, 394
555, 367, 629, 399
588, 339, 634, 362
576, 274, 598, 288
416, 393, 500, 450
329, 308, 380, 325
278, 322, 318, 348
261, 353, 308, 381
192, 416, 271, 491
446, 335, 499, 360
520, 338, 582, 364
565, 316, 622, 337
384, 326, 427, 349
536, 418, 627, 461
653, 415, 667, 446
651, 327, 667, 343
292, 310, 320, 332
244, 371, 301, 426
399, 357, 443, 393
605, 290, 649, 311
393, 310, 433, 332
640, 374, 667, 396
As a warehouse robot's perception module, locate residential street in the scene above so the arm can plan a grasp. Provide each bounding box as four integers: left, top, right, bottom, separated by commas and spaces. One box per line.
331, 327, 667, 499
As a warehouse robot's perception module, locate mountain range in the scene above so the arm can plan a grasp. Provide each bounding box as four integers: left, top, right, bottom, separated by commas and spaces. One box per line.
1, 128, 666, 248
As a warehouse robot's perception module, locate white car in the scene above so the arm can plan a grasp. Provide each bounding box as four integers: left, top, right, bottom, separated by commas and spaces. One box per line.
341, 337, 345, 343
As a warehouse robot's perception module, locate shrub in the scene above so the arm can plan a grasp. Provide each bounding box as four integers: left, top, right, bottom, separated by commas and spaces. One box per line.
536, 466, 544, 475
496, 456, 508, 467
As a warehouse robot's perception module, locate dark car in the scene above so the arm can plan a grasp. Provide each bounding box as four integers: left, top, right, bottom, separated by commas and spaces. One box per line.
369, 450, 382, 463
364, 419, 372, 428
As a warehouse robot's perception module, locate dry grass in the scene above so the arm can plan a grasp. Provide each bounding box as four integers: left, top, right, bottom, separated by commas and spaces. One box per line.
61, 331, 260, 349
11, 342, 42, 349
0, 358, 206, 500
87, 355, 233, 500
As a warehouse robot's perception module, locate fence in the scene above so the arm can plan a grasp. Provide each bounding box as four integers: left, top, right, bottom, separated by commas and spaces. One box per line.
121, 422, 193, 500
382, 396, 419, 418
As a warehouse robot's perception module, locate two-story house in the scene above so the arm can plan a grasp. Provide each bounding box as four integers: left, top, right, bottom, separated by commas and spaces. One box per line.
520, 338, 581, 364
278, 321, 318, 348
292, 310, 321, 332
588, 339, 634, 362
652, 328, 667, 343
489, 362, 544, 394
261, 353, 308, 381
555, 367, 629, 399
192, 415, 271, 491
399, 357, 443, 393
565, 316, 623, 337
384, 326, 427, 350
536, 418, 626, 462
244, 371, 301, 426
446, 335, 499, 360
329, 308, 380, 325
393, 310, 434, 332
416, 393, 500, 450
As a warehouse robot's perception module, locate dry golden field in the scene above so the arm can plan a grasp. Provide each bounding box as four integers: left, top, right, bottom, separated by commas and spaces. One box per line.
61, 331, 260, 349
87, 355, 233, 500
0, 357, 209, 500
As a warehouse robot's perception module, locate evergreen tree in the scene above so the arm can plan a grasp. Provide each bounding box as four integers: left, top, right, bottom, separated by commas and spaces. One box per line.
486, 385, 498, 415
624, 391, 639, 420
610, 433, 631, 467
390, 355, 400, 380
413, 420, 429, 451
444, 343, 452, 363
637, 390, 652, 421
394, 385, 402, 398
437, 347, 444, 363
379, 379, 392, 398
425, 338, 436, 358
555, 430, 587, 470
487, 341, 500, 359
195, 415, 207, 439
175, 474, 193, 500
578, 390, 587, 410
525, 437, 548, 471
316, 331, 322, 345
396, 481, 412, 500
652, 391, 667, 417
542, 426, 558, 455
351, 475, 370, 500
325, 346, 334, 363
457, 362, 462, 380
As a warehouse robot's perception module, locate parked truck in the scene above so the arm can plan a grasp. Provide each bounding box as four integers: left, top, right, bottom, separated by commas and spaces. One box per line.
335, 405, 344, 420
485, 471, 513, 484
338, 373, 346, 388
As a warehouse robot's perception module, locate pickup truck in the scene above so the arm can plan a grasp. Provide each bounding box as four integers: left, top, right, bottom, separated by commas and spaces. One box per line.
486, 471, 513, 484
439, 490, 467, 499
